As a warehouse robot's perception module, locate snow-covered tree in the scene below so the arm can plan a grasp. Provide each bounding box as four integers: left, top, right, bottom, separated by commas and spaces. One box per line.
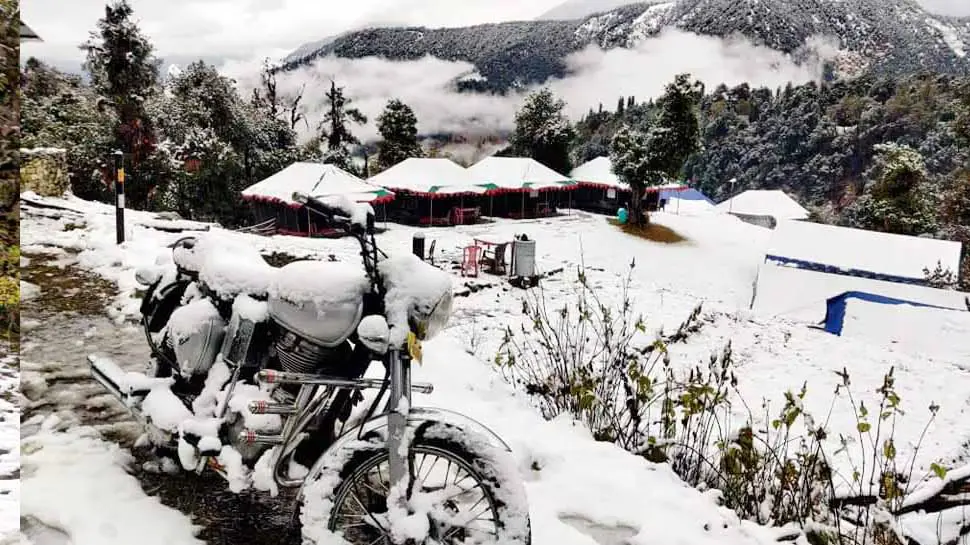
251, 58, 307, 131
376, 98, 423, 170
509, 88, 574, 174
610, 74, 701, 225
845, 143, 936, 236
21, 58, 117, 200
81, 0, 160, 207
318, 80, 366, 173
149, 61, 300, 224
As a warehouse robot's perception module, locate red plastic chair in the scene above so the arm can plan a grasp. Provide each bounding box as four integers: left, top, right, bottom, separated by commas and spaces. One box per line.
461, 245, 480, 277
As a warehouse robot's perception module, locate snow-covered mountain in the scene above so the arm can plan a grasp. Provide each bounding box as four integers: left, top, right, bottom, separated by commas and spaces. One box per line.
537, 0, 644, 20
279, 0, 970, 92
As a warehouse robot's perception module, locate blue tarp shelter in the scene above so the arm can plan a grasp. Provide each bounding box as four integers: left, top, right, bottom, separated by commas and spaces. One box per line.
822, 291, 967, 335
659, 187, 712, 203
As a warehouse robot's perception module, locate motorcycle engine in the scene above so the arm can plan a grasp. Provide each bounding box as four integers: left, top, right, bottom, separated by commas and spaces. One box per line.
271, 324, 354, 376
266, 260, 366, 380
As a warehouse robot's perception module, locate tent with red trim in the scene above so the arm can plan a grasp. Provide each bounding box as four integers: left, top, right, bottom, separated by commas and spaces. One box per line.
241, 162, 393, 236
367, 157, 486, 197
569, 156, 688, 213
465, 157, 576, 218
466, 156, 575, 193
366, 158, 487, 226
242, 162, 393, 206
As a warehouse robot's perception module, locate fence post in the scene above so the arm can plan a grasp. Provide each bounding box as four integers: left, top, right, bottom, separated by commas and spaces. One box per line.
115, 150, 125, 244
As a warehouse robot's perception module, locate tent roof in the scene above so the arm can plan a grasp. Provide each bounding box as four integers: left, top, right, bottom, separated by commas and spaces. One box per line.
367, 158, 484, 196
752, 262, 968, 322
570, 156, 687, 192
20, 21, 41, 41
765, 219, 964, 282
570, 157, 624, 189
717, 190, 809, 220
661, 187, 713, 203
468, 157, 574, 190
241, 162, 392, 206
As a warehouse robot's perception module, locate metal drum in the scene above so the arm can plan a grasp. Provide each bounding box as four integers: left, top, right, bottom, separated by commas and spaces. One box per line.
512, 239, 536, 278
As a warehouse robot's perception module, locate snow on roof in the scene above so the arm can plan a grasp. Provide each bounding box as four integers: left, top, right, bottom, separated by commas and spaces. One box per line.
839, 299, 970, 362
752, 264, 968, 322
766, 220, 963, 282
570, 156, 624, 189
570, 156, 686, 192
366, 158, 484, 196
467, 156, 573, 190
716, 190, 809, 220
241, 163, 390, 206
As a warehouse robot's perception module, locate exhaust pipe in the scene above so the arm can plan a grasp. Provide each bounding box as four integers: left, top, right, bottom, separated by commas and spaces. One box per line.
88, 355, 149, 408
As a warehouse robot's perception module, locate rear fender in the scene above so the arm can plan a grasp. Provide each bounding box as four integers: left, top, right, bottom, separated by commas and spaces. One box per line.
297, 406, 510, 497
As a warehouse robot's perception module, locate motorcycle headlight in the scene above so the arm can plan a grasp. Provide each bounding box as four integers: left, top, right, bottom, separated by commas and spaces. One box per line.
409, 290, 452, 341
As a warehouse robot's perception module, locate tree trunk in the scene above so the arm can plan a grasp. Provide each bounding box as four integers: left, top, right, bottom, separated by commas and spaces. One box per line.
629, 186, 648, 226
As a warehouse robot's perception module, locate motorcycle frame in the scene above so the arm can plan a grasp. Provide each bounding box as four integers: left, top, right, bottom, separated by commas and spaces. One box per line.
209, 199, 424, 494
96, 198, 487, 504
247, 348, 419, 490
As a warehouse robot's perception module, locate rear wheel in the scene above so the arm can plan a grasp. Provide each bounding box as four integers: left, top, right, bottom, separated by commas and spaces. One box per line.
300, 422, 531, 545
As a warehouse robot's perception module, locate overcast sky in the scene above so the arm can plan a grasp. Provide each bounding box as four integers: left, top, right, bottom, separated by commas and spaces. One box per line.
21, 0, 970, 72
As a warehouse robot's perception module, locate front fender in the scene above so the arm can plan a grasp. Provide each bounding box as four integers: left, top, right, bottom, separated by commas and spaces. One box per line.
297, 406, 511, 499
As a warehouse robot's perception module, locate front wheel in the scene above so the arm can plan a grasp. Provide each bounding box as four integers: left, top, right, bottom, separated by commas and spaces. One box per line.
300, 422, 531, 545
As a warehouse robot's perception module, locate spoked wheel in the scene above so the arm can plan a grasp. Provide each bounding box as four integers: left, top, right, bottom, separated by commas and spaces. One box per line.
331, 443, 500, 544
300, 423, 531, 545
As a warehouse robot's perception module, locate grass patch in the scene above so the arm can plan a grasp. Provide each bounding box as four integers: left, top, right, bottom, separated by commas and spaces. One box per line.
609, 217, 688, 243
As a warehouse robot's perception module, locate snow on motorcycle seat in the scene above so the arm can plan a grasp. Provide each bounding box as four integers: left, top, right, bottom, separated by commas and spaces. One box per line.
194, 234, 277, 300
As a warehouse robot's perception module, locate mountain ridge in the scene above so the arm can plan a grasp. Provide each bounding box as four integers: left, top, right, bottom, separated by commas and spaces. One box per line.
278, 0, 970, 93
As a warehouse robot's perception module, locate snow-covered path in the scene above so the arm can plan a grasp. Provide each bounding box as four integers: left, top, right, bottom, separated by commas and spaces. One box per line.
18, 194, 970, 544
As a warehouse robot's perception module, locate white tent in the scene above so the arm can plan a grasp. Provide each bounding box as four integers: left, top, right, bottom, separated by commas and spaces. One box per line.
570, 156, 624, 189
765, 220, 963, 283
752, 264, 968, 323
367, 158, 486, 197
570, 156, 687, 192
467, 157, 574, 191
242, 162, 393, 206
717, 190, 809, 221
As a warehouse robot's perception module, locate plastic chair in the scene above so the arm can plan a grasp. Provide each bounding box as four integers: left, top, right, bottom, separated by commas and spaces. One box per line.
461, 245, 480, 277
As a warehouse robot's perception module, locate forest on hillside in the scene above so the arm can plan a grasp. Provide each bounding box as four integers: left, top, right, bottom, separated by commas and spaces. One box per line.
569, 73, 970, 285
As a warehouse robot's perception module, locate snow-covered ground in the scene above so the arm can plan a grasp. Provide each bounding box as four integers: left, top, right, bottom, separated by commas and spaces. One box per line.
19, 193, 970, 544
0, 354, 20, 543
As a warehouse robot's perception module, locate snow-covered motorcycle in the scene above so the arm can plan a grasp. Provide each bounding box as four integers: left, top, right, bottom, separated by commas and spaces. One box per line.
87, 193, 531, 544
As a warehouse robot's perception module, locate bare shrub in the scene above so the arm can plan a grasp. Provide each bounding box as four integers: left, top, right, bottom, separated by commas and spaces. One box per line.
496, 263, 961, 544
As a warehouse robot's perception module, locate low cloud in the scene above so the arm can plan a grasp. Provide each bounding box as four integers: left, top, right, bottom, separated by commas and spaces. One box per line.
231, 28, 828, 144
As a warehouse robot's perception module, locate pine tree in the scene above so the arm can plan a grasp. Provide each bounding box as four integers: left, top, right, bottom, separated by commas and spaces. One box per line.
846, 143, 936, 236
627, 96, 635, 109
509, 88, 574, 174
81, 0, 160, 207
610, 74, 702, 226
318, 80, 366, 172
376, 98, 423, 169
617, 97, 625, 116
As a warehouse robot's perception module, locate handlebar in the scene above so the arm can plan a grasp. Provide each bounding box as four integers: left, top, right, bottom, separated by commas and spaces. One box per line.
292, 191, 375, 235
292, 191, 386, 303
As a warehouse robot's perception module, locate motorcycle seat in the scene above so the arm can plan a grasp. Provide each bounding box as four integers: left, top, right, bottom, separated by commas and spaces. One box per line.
195, 235, 277, 300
